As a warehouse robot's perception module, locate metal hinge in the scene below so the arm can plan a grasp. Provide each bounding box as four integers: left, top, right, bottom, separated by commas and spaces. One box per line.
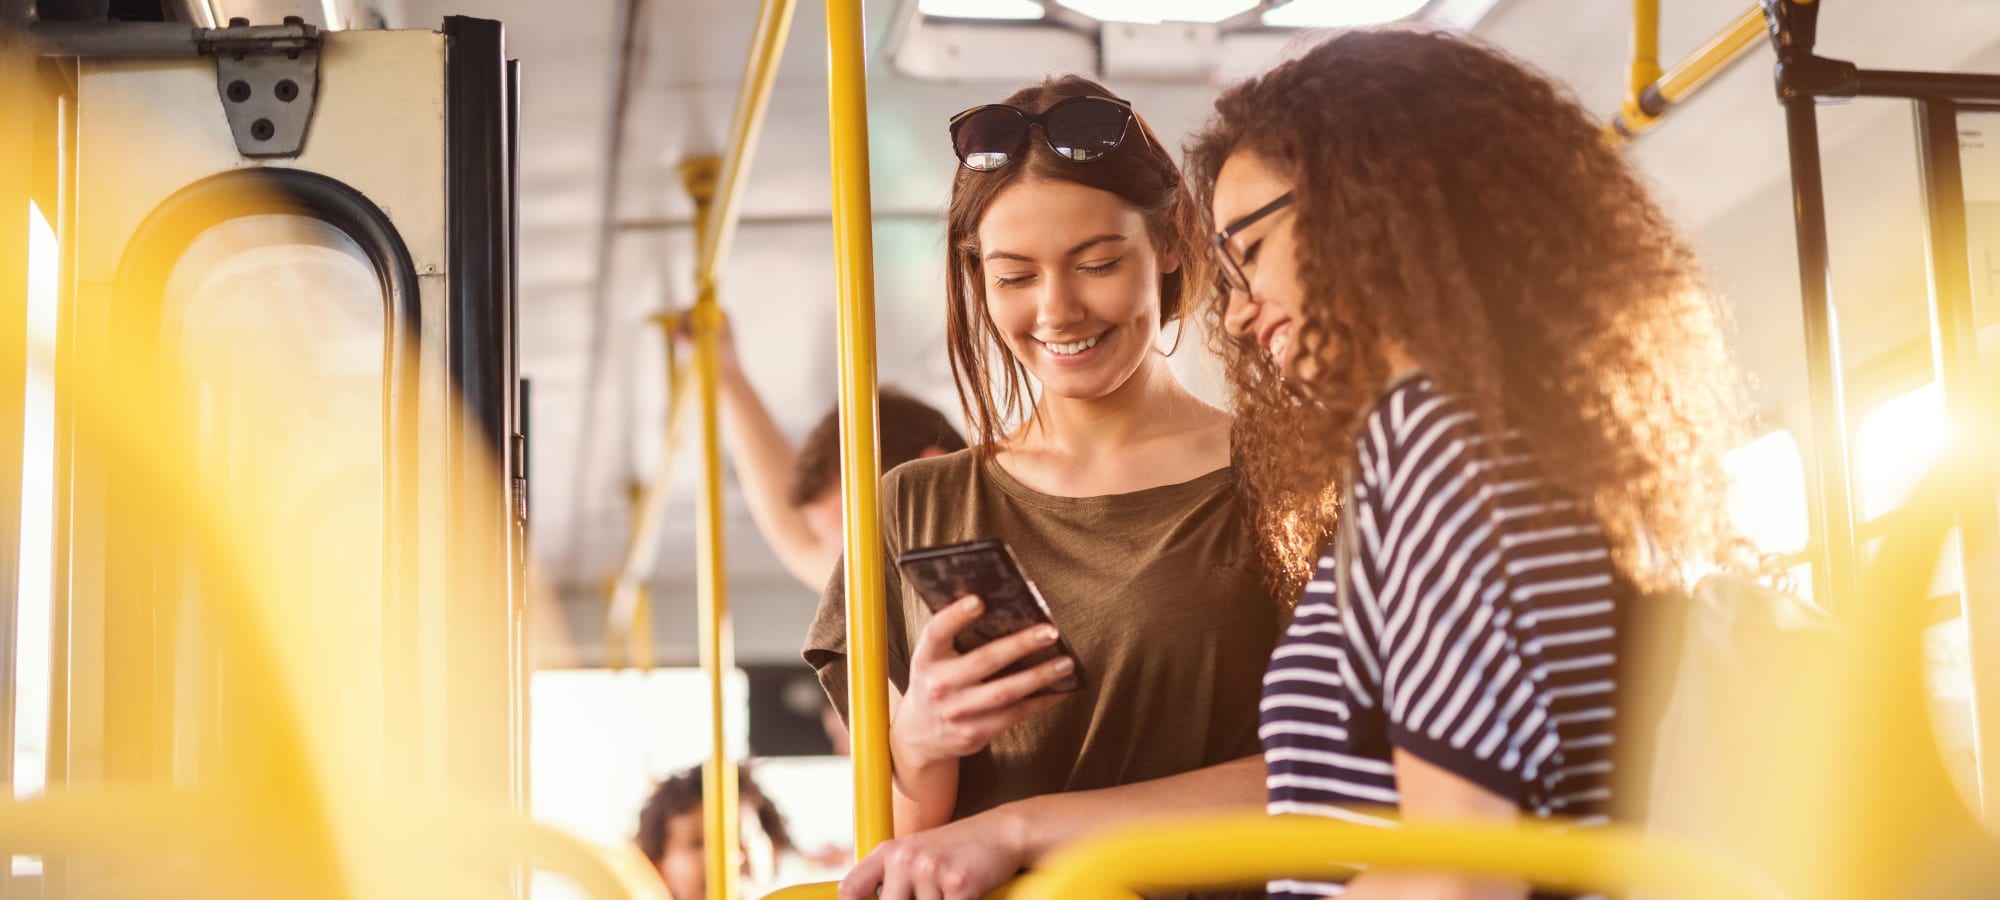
201, 17, 323, 159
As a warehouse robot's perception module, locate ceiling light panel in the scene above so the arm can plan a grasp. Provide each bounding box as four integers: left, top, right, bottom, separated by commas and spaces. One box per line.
1056, 0, 1259, 26
919, 0, 1048, 20
1261, 0, 1431, 28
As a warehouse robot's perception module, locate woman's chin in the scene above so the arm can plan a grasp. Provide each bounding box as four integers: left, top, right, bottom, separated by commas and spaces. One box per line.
1030, 364, 1136, 404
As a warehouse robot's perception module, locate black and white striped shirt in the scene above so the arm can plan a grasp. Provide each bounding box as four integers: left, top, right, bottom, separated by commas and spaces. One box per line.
1260, 375, 1624, 899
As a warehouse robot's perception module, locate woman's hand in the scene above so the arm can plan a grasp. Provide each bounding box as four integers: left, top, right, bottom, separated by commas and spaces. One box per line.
890, 595, 1074, 772
666, 305, 741, 373
838, 806, 1029, 900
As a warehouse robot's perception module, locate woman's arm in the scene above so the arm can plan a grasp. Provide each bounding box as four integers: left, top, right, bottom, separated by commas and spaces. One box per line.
887, 681, 960, 835
1333, 750, 1529, 900
884, 597, 1074, 836
675, 310, 839, 590
715, 356, 841, 589
999, 753, 1267, 861
838, 754, 1266, 900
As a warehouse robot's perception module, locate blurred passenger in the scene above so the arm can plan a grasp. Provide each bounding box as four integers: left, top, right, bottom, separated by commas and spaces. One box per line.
1188, 30, 1745, 900
636, 765, 794, 900
675, 313, 968, 590
807, 76, 1281, 900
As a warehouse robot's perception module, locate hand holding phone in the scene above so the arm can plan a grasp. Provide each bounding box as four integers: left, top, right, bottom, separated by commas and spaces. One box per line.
885, 540, 1083, 768
897, 540, 1083, 694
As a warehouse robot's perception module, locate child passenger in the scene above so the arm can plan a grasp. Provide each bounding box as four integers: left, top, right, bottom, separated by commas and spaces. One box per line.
637, 766, 793, 900
805, 76, 1283, 900
1188, 30, 1744, 900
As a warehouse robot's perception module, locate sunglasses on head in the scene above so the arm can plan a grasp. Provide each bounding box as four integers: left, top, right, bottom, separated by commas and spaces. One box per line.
948, 95, 1138, 172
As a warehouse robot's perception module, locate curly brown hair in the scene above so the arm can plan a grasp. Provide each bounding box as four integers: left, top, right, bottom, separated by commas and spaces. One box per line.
945, 75, 1212, 448
1185, 29, 1745, 594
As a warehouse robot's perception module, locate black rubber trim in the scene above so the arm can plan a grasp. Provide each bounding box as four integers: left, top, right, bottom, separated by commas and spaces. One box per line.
1854, 68, 2000, 101
110, 166, 421, 646
445, 14, 509, 455
112, 166, 421, 340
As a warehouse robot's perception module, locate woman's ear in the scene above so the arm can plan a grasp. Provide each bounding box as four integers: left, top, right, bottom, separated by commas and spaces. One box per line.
1157, 248, 1182, 275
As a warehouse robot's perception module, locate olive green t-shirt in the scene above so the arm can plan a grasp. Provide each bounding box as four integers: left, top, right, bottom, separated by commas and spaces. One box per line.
802, 449, 1283, 822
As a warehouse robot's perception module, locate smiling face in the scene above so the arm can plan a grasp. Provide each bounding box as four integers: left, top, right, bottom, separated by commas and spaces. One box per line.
1211, 150, 1307, 378
975, 177, 1178, 404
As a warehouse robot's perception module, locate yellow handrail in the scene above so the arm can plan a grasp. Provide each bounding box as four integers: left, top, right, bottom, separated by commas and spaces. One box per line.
603, 0, 797, 639
699, 0, 799, 291
1657, 7, 1767, 105
1010, 814, 1782, 900
595, 3, 798, 892
1623, 0, 1662, 123
685, 162, 744, 900
1608, 5, 1767, 140
824, 0, 895, 858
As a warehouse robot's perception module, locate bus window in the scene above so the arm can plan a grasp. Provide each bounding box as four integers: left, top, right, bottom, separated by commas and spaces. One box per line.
12, 202, 57, 879
1853, 381, 1978, 807
1957, 111, 2000, 336
157, 213, 391, 777
1854, 382, 1948, 524
162, 213, 385, 561
1723, 428, 1813, 598
1853, 381, 1961, 595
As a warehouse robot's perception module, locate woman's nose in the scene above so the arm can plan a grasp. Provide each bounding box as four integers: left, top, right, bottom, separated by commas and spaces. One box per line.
1222, 284, 1260, 340
1035, 280, 1087, 331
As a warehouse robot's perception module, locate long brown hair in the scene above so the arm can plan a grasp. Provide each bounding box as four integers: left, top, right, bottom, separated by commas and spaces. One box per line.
944, 76, 1210, 448
1186, 30, 1745, 593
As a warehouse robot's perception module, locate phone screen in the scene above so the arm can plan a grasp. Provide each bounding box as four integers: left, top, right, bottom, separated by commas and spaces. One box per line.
895, 540, 1082, 694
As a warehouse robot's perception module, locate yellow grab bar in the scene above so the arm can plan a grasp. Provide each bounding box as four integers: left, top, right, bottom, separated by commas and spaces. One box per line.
700, 0, 799, 287
1624, 0, 1663, 117
0, 787, 664, 899
1608, 5, 1767, 140
685, 160, 743, 900
603, 0, 798, 641
824, 0, 895, 858
1010, 814, 1783, 900
602, 367, 692, 644
694, 291, 741, 900
1656, 7, 1767, 106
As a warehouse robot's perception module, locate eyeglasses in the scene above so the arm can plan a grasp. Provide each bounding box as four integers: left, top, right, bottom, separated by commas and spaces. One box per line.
1212, 191, 1296, 294
948, 96, 1137, 172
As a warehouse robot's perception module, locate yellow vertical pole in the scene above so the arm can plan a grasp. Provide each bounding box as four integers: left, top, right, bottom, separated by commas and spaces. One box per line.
824, 0, 893, 856
1628, 0, 1662, 99
683, 156, 741, 900
1622, 0, 1663, 131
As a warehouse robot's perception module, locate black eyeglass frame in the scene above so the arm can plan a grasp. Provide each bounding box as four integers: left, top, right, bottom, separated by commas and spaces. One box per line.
1212, 190, 1296, 293
947, 95, 1139, 172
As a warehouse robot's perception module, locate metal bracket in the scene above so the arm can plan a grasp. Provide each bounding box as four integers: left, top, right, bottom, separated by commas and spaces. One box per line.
199, 18, 322, 159
1775, 55, 1859, 102
1762, 0, 1857, 103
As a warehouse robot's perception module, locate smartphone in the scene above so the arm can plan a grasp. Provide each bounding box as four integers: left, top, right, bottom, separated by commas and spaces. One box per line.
895, 539, 1083, 695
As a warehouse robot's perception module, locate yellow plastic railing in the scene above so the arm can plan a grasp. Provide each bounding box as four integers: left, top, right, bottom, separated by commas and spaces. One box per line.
1013, 814, 1782, 900
824, 0, 895, 859
688, 157, 743, 900
1608, 3, 1769, 139
593, 0, 798, 895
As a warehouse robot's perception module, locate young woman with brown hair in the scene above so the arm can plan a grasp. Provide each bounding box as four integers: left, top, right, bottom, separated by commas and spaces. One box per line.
1188, 30, 1744, 900
803, 76, 1280, 900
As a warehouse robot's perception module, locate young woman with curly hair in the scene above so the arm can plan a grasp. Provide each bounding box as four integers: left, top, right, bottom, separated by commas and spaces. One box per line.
1187, 30, 1745, 900
808, 75, 1281, 900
